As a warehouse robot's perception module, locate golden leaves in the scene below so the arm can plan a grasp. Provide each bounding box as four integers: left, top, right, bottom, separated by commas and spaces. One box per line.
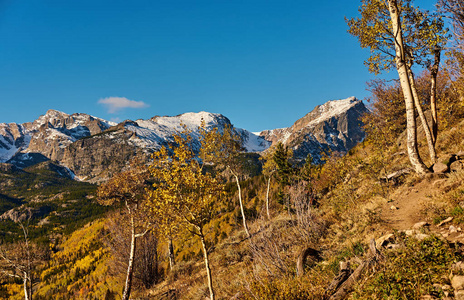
147, 125, 225, 237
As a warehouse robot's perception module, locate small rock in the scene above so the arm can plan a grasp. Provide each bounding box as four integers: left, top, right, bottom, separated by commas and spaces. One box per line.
390, 205, 399, 210
438, 217, 453, 227
453, 262, 464, 271
450, 225, 458, 233
451, 275, 464, 290
405, 230, 415, 236
415, 234, 430, 240
433, 162, 449, 174
456, 290, 464, 300
376, 233, 395, 248
420, 295, 437, 300
442, 232, 449, 238
442, 284, 451, 290
413, 222, 429, 229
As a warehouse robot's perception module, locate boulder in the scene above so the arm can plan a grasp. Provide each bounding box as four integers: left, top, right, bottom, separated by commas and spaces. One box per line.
433, 162, 449, 174
413, 222, 429, 229
452, 275, 464, 291
433, 154, 458, 174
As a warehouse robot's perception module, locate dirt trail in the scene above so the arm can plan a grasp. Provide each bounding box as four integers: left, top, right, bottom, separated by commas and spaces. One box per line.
380, 178, 439, 231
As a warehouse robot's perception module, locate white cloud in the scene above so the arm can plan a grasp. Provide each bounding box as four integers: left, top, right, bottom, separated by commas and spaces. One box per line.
98, 97, 149, 114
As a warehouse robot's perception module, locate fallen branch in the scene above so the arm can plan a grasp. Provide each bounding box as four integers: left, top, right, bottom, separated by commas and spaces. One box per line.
296, 246, 322, 277
325, 239, 380, 300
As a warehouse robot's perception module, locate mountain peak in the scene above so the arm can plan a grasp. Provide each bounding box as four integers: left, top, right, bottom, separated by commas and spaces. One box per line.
259, 96, 367, 162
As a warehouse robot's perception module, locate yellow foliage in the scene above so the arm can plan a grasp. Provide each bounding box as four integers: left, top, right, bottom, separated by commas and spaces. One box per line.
34, 219, 122, 299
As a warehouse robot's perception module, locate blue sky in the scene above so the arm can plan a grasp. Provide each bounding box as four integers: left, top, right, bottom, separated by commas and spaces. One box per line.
0, 0, 437, 132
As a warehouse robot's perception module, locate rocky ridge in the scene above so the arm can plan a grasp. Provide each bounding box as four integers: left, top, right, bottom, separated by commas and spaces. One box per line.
259, 96, 368, 161
0, 97, 367, 181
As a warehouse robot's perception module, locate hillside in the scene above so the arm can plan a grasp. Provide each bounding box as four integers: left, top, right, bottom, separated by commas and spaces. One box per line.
1, 93, 463, 300
0, 105, 462, 300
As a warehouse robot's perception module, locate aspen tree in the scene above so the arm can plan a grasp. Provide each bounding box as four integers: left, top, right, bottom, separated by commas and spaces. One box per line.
97, 162, 151, 300
347, 0, 448, 172
148, 128, 224, 300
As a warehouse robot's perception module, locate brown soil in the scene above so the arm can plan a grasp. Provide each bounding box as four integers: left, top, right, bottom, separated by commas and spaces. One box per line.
380, 175, 442, 231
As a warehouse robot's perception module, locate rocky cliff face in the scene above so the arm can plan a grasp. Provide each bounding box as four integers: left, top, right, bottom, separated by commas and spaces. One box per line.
0, 110, 270, 182
0, 98, 367, 181
259, 97, 368, 162
0, 110, 115, 168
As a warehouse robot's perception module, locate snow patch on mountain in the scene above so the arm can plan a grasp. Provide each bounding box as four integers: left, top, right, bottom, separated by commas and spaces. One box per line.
122, 112, 270, 152
308, 96, 358, 127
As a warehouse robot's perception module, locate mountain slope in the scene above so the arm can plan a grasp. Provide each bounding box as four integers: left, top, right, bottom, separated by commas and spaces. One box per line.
259, 97, 367, 161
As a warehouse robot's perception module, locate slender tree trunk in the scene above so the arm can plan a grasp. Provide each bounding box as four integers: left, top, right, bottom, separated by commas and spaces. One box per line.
20, 222, 32, 300
23, 272, 29, 300
266, 175, 272, 220
430, 48, 441, 145
407, 67, 437, 163
231, 169, 250, 237
199, 228, 215, 300
387, 0, 429, 175
168, 236, 175, 272
122, 214, 136, 300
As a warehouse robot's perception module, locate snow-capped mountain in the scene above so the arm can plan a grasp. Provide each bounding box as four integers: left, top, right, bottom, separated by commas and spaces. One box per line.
0, 110, 115, 167
259, 97, 368, 162
0, 97, 367, 181
0, 110, 270, 181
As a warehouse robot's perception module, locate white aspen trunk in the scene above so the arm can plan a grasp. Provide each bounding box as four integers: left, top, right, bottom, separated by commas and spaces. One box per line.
122, 214, 136, 300
231, 170, 250, 237
23, 273, 29, 300
430, 48, 441, 145
199, 228, 215, 300
387, 0, 429, 175
20, 222, 32, 300
266, 175, 272, 220
407, 68, 437, 163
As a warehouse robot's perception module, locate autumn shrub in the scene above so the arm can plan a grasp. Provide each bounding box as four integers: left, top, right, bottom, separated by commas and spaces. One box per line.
167, 260, 199, 283
241, 276, 322, 300
351, 234, 461, 299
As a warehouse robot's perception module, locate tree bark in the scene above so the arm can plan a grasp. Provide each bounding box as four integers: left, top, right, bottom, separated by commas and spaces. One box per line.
168, 236, 175, 272
327, 240, 379, 300
296, 246, 321, 277
23, 272, 29, 300
19, 222, 32, 300
430, 48, 441, 145
407, 67, 437, 163
122, 213, 136, 300
199, 228, 215, 300
231, 169, 250, 237
265, 175, 272, 220
387, 0, 429, 175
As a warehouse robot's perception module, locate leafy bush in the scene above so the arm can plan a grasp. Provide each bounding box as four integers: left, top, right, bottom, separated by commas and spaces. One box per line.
352, 234, 461, 299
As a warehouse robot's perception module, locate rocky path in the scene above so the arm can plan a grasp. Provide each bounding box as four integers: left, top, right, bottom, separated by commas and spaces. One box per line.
380, 179, 433, 230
